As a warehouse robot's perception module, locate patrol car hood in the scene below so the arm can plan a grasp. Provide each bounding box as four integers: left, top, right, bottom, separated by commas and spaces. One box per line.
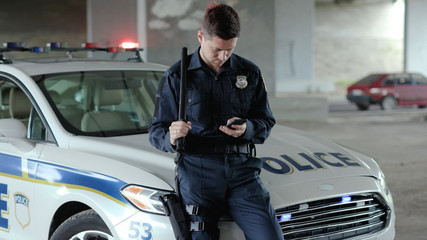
70, 125, 381, 191
256, 125, 382, 187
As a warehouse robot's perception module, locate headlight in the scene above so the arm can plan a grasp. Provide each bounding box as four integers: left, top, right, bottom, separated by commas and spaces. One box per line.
369, 88, 380, 94
120, 185, 171, 215
351, 89, 363, 96
377, 171, 390, 198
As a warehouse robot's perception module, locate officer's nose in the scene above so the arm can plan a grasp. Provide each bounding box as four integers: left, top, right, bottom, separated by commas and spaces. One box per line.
218, 51, 227, 61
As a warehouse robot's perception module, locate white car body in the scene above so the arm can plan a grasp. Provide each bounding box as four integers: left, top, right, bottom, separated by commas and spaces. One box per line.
0, 56, 395, 240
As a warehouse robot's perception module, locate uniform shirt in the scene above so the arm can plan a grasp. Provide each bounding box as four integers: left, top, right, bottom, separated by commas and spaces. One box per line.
149, 48, 275, 153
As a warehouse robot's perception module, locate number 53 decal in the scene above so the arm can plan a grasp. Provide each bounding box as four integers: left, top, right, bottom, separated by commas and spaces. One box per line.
129, 221, 153, 240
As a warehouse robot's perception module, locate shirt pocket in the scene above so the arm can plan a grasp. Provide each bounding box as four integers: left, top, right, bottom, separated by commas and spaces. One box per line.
186, 89, 211, 125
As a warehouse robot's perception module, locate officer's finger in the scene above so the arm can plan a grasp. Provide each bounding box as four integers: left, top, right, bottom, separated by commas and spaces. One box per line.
226, 117, 239, 125
169, 126, 177, 145
169, 121, 192, 145
231, 123, 246, 132
219, 125, 245, 138
231, 125, 245, 137
171, 121, 192, 130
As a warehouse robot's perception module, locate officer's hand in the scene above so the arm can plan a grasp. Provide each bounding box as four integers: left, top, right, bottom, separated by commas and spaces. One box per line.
219, 117, 246, 138
169, 121, 192, 146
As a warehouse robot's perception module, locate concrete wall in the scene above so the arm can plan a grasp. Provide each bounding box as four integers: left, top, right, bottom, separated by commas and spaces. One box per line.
87, 0, 148, 61
315, 0, 405, 85
144, 0, 405, 93
0, 0, 86, 59
405, 0, 427, 77
144, 0, 276, 92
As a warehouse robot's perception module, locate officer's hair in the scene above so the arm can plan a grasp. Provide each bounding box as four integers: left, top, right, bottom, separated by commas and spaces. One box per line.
202, 3, 240, 40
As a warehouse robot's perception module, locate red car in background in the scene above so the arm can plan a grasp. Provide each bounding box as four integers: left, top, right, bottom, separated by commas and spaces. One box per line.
347, 73, 427, 110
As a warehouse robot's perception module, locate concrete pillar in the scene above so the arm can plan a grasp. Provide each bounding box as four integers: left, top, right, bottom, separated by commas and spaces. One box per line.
405, 0, 427, 77
275, 0, 317, 93
271, 0, 328, 122
87, 0, 147, 61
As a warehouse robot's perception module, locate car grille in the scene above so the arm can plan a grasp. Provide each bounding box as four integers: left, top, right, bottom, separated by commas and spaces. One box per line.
276, 194, 390, 240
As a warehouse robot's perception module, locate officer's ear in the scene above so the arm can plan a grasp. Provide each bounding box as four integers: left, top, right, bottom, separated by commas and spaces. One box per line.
197, 30, 204, 44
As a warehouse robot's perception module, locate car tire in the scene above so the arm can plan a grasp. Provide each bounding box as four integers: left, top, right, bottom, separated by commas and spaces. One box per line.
356, 103, 370, 111
50, 209, 114, 240
381, 96, 397, 111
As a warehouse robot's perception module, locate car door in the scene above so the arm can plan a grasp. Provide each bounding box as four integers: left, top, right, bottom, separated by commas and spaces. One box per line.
411, 73, 427, 105
0, 78, 46, 239
393, 74, 416, 104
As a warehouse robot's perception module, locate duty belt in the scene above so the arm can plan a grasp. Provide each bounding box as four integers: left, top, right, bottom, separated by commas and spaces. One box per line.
184, 143, 255, 156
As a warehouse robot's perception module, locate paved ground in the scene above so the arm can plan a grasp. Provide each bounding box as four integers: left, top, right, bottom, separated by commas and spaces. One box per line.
279, 108, 427, 240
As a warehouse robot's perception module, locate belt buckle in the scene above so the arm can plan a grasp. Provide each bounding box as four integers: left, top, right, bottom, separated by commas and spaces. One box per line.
186, 205, 199, 215
190, 221, 205, 232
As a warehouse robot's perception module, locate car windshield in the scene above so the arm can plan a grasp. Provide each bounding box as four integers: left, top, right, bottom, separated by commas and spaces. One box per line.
36, 70, 163, 137
355, 74, 383, 84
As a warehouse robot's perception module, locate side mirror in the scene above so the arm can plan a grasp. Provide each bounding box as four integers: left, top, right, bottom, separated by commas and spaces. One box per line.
0, 118, 34, 152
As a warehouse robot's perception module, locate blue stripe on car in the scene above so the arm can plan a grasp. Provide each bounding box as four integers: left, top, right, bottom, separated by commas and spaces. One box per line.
0, 153, 129, 205
0, 153, 22, 177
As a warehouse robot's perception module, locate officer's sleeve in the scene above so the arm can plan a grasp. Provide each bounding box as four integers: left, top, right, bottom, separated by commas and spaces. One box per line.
239, 72, 275, 144
148, 71, 179, 153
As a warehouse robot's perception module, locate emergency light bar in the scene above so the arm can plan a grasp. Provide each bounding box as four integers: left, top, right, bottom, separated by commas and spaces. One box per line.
3, 42, 26, 48
1, 41, 144, 64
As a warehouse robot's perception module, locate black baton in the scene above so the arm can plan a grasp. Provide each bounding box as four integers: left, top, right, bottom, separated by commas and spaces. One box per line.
176, 47, 188, 152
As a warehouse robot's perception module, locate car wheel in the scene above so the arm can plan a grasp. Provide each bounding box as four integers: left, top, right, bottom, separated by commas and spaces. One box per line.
50, 209, 114, 240
381, 96, 397, 111
356, 103, 369, 111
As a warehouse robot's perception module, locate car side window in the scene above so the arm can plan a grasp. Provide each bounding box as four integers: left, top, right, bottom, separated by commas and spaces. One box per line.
28, 108, 47, 141
0, 78, 48, 142
0, 81, 32, 124
0, 82, 11, 119
383, 76, 394, 86
412, 74, 427, 85
395, 75, 412, 85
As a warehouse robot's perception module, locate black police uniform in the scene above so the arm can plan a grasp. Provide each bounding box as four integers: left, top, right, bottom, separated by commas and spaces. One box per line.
149, 48, 283, 240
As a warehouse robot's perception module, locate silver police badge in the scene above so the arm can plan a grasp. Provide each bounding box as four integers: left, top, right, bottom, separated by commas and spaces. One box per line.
235, 75, 248, 89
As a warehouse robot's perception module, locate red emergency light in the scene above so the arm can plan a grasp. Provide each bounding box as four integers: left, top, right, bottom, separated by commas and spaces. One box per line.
81, 42, 102, 48
120, 42, 139, 49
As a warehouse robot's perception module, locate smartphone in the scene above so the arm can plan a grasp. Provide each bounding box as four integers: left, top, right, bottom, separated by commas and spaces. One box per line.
226, 119, 247, 129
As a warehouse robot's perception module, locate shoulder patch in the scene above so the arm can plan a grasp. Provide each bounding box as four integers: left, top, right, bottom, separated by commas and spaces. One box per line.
261, 74, 268, 92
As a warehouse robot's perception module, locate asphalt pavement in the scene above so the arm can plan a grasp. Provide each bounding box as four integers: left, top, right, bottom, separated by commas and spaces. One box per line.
278, 93, 427, 240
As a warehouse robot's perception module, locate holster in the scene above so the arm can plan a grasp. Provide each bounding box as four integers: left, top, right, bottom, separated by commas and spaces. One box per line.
160, 193, 191, 240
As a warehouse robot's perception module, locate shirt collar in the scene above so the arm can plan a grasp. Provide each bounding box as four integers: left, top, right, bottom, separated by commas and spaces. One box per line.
188, 47, 239, 73
188, 47, 203, 71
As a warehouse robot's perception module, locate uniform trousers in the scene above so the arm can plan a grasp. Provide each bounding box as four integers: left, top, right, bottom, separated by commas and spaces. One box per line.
177, 153, 284, 240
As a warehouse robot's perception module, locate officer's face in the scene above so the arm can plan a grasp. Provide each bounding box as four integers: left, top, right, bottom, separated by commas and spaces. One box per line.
198, 30, 238, 73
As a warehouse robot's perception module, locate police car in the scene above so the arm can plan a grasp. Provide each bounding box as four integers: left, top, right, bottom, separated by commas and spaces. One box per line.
0, 42, 395, 240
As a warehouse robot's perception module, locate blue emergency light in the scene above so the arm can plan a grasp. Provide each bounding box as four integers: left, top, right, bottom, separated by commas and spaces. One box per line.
31, 47, 51, 53
341, 195, 352, 203
3, 42, 26, 48
279, 213, 292, 222
47, 42, 68, 49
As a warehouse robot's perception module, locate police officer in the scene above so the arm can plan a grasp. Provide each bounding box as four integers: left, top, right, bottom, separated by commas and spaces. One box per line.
149, 3, 283, 240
